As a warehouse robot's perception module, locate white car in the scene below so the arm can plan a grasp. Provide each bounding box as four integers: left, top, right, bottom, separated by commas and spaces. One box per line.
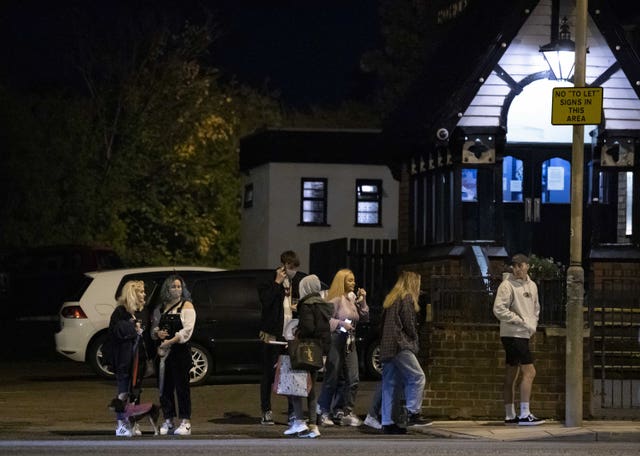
55, 266, 224, 385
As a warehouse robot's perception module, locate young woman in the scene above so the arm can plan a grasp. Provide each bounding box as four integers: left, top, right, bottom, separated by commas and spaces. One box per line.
317, 268, 368, 427
152, 275, 196, 436
379, 271, 431, 434
284, 274, 333, 438
109, 280, 146, 437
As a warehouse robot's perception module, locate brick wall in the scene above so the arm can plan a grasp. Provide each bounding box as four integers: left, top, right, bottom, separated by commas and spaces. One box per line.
420, 324, 592, 420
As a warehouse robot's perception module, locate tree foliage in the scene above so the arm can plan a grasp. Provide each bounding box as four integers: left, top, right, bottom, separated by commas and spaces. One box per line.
0, 16, 281, 268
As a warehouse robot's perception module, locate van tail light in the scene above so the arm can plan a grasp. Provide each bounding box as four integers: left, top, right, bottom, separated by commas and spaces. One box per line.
61, 306, 88, 319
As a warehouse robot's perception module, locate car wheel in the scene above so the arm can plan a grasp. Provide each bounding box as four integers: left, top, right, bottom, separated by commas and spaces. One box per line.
365, 339, 382, 379
87, 332, 115, 380
189, 342, 211, 386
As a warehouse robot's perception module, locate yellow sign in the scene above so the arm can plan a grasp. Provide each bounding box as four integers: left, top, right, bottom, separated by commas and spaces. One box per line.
551, 87, 603, 125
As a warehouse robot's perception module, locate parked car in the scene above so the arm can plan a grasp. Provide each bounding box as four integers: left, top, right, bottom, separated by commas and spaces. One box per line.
55, 266, 382, 386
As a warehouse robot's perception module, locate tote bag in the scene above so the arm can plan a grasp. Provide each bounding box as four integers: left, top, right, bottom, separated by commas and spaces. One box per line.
288, 338, 323, 371
272, 355, 311, 397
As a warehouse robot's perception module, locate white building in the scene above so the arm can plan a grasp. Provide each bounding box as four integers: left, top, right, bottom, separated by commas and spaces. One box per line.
239, 128, 398, 273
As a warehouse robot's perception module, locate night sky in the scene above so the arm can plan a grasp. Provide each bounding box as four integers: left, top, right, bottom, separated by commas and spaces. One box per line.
0, 0, 381, 108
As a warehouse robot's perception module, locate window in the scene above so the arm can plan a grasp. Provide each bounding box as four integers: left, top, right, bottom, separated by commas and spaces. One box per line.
356, 179, 382, 225
300, 178, 327, 225
243, 183, 253, 208
502, 156, 523, 202
461, 169, 477, 202
541, 157, 570, 203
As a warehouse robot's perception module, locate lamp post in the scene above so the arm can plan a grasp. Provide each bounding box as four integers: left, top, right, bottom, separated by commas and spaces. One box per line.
539, 0, 587, 427
564, 0, 587, 428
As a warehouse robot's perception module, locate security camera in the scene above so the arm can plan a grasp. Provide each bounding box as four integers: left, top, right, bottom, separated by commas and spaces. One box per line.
436, 128, 449, 141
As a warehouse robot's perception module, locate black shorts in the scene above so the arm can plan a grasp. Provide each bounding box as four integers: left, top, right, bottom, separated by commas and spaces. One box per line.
501, 337, 534, 366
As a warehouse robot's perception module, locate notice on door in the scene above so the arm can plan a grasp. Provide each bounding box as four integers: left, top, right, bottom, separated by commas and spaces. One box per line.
551, 87, 603, 125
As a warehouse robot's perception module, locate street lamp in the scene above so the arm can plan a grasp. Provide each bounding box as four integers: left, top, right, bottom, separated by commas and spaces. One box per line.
539, 17, 577, 81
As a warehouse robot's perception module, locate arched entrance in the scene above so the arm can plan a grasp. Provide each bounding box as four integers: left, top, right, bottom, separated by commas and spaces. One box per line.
500, 79, 590, 265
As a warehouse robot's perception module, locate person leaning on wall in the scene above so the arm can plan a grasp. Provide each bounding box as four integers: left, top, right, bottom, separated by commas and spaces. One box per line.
493, 253, 545, 426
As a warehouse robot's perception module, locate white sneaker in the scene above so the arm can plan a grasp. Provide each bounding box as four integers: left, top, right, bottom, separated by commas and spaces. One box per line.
132, 421, 142, 436
284, 419, 309, 435
298, 424, 321, 438
159, 419, 174, 435
318, 412, 334, 427
341, 411, 362, 427
115, 420, 132, 437
174, 420, 192, 435
364, 414, 382, 430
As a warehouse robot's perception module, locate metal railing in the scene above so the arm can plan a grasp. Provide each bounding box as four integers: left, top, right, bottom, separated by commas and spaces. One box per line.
428, 275, 566, 326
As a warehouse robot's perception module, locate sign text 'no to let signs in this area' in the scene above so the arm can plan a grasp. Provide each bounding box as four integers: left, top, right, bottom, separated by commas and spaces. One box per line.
551, 87, 603, 125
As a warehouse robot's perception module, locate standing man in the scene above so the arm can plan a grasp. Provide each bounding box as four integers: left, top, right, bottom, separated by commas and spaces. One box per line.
493, 254, 545, 426
257, 250, 306, 425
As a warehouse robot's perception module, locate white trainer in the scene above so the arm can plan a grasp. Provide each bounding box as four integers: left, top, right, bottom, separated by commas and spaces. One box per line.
174, 420, 192, 435
159, 419, 174, 435
284, 419, 309, 435
341, 412, 362, 427
318, 412, 335, 427
298, 424, 321, 438
115, 420, 133, 437
364, 414, 382, 430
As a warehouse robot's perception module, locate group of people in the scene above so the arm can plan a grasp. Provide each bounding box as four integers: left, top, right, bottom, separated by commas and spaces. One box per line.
108, 274, 196, 437
258, 250, 433, 437
107, 250, 545, 437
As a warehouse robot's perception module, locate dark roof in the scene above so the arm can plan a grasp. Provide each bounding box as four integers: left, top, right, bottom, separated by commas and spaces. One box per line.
239, 127, 388, 173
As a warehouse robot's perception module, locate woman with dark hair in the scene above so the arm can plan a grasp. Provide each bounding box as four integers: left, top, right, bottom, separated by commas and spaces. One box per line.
151, 274, 195, 436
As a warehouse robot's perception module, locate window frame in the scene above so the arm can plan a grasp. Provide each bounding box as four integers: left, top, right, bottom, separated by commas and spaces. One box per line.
299, 177, 328, 226
355, 178, 383, 227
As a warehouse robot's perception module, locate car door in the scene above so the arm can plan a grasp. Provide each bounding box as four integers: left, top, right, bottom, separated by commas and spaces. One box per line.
192, 272, 268, 374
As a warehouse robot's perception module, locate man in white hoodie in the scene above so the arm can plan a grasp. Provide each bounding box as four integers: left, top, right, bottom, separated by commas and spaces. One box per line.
493, 254, 545, 426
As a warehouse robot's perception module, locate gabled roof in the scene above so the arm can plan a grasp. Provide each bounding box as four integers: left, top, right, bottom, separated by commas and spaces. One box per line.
383, 0, 640, 153
382, 0, 540, 148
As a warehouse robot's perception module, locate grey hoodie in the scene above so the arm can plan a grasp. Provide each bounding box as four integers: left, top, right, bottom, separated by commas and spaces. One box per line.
493, 272, 540, 338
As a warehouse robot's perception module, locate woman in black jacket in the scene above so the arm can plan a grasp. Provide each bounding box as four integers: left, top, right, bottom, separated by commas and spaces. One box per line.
109, 280, 146, 437
284, 274, 333, 438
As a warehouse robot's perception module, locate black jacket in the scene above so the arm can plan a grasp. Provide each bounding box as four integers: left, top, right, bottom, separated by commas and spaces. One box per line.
108, 305, 139, 376
296, 293, 333, 355
258, 270, 306, 338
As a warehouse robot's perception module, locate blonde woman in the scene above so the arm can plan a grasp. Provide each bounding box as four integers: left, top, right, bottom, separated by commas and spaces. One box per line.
317, 268, 368, 427
109, 280, 146, 437
379, 271, 430, 434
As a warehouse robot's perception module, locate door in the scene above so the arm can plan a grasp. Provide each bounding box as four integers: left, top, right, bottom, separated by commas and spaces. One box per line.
502, 145, 571, 266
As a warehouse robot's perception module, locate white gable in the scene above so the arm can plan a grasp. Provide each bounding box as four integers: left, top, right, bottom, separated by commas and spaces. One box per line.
456, 0, 640, 141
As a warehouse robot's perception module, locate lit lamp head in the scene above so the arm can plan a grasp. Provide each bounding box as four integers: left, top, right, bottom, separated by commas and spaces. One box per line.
539, 16, 577, 82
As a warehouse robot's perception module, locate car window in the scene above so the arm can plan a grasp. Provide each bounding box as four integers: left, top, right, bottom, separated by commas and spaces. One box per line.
194, 275, 261, 320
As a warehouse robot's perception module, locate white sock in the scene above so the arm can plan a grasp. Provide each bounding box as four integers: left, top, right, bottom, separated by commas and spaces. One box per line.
520, 402, 530, 418
505, 404, 516, 419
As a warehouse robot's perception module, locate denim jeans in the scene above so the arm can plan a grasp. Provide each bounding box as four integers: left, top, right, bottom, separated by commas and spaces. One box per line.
381, 349, 425, 425
318, 332, 359, 414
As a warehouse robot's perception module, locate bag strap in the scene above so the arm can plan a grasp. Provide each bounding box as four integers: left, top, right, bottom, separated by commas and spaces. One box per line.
162, 300, 184, 315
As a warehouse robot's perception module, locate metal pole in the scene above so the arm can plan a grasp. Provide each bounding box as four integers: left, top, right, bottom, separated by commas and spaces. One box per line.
565, 0, 587, 427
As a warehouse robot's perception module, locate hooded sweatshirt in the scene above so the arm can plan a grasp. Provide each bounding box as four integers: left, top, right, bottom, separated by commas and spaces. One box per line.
493, 272, 540, 338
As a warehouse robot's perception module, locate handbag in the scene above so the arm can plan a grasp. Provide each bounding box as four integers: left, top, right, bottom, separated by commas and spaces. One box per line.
288, 338, 324, 371
272, 355, 311, 397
